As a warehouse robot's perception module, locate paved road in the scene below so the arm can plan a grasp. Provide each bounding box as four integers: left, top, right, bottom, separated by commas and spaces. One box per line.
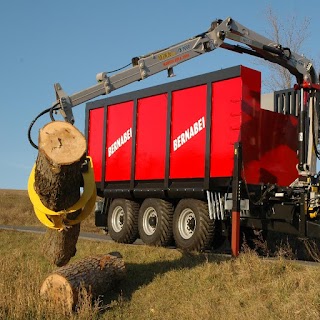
0, 224, 144, 244
0, 224, 110, 241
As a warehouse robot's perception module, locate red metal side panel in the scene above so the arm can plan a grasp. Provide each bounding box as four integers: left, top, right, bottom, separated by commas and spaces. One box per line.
239, 66, 262, 184
210, 77, 242, 177
169, 85, 207, 179
135, 94, 168, 180
259, 111, 298, 186
87, 107, 104, 182
105, 101, 133, 181
239, 66, 298, 186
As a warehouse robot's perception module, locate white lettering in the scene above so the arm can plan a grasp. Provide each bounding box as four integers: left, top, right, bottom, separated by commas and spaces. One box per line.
198, 118, 203, 131
173, 139, 178, 151
172, 116, 206, 152
185, 128, 190, 140
108, 127, 133, 157
177, 136, 181, 148
181, 133, 185, 144
194, 122, 198, 134
189, 125, 194, 138
116, 138, 121, 149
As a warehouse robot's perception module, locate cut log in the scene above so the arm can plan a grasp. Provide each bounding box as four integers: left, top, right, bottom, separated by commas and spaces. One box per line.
34, 121, 87, 266
40, 252, 125, 312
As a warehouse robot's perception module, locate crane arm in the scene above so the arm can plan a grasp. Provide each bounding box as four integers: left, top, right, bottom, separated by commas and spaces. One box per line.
211, 18, 316, 84
52, 17, 317, 123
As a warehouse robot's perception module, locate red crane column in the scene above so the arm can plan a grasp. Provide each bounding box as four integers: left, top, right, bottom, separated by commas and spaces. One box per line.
231, 142, 242, 257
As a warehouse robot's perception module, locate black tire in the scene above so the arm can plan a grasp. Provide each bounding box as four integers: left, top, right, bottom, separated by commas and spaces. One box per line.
107, 199, 139, 244
173, 199, 214, 251
138, 198, 173, 246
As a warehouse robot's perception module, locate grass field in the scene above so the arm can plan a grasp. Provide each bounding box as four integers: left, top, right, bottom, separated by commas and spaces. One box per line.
2, 189, 320, 319
0, 189, 99, 233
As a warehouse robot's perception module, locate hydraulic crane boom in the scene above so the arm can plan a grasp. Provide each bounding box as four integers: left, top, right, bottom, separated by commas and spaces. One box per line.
53, 17, 318, 124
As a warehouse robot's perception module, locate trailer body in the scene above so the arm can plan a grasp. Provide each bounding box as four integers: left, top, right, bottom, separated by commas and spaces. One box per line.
86, 65, 298, 200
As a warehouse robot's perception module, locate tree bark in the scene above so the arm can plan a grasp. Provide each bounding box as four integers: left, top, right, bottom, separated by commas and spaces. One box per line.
34, 121, 87, 266
40, 252, 125, 312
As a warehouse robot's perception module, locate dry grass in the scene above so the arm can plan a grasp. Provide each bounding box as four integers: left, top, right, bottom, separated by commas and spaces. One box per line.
0, 189, 37, 226
2, 189, 320, 319
0, 189, 100, 233
0, 231, 101, 319
1, 231, 320, 319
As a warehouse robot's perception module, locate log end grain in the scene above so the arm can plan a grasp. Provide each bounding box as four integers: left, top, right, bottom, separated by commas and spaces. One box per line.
40, 274, 74, 312
39, 121, 86, 165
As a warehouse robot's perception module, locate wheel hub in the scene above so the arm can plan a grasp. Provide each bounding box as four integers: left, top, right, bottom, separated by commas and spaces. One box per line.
178, 208, 196, 239
143, 207, 158, 236
112, 206, 125, 232
149, 216, 157, 228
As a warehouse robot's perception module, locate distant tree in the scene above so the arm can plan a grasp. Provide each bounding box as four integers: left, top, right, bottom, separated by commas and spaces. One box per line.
261, 7, 311, 91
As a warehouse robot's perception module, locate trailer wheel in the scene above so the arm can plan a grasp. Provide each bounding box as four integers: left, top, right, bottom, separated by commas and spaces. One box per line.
138, 198, 173, 246
107, 199, 139, 244
173, 199, 214, 251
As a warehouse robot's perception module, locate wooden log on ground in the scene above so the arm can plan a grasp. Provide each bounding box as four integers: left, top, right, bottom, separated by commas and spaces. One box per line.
34, 121, 87, 266
40, 252, 125, 312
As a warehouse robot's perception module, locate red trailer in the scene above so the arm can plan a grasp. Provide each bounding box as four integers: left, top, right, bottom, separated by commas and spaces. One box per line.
28, 17, 320, 257
86, 65, 301, 251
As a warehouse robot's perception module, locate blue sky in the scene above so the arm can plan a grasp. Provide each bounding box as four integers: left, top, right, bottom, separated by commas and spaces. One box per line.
0, 0, 319, 190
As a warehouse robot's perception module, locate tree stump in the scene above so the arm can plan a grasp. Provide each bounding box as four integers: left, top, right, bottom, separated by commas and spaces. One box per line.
34, 121, 87, 266
40, 252, 126, 312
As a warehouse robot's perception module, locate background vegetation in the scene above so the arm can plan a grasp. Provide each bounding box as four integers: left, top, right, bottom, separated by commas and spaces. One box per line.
0, 189, 98, 233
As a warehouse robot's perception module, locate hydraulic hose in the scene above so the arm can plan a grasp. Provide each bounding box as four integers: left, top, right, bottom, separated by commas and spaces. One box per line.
27, 102, 60, 149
